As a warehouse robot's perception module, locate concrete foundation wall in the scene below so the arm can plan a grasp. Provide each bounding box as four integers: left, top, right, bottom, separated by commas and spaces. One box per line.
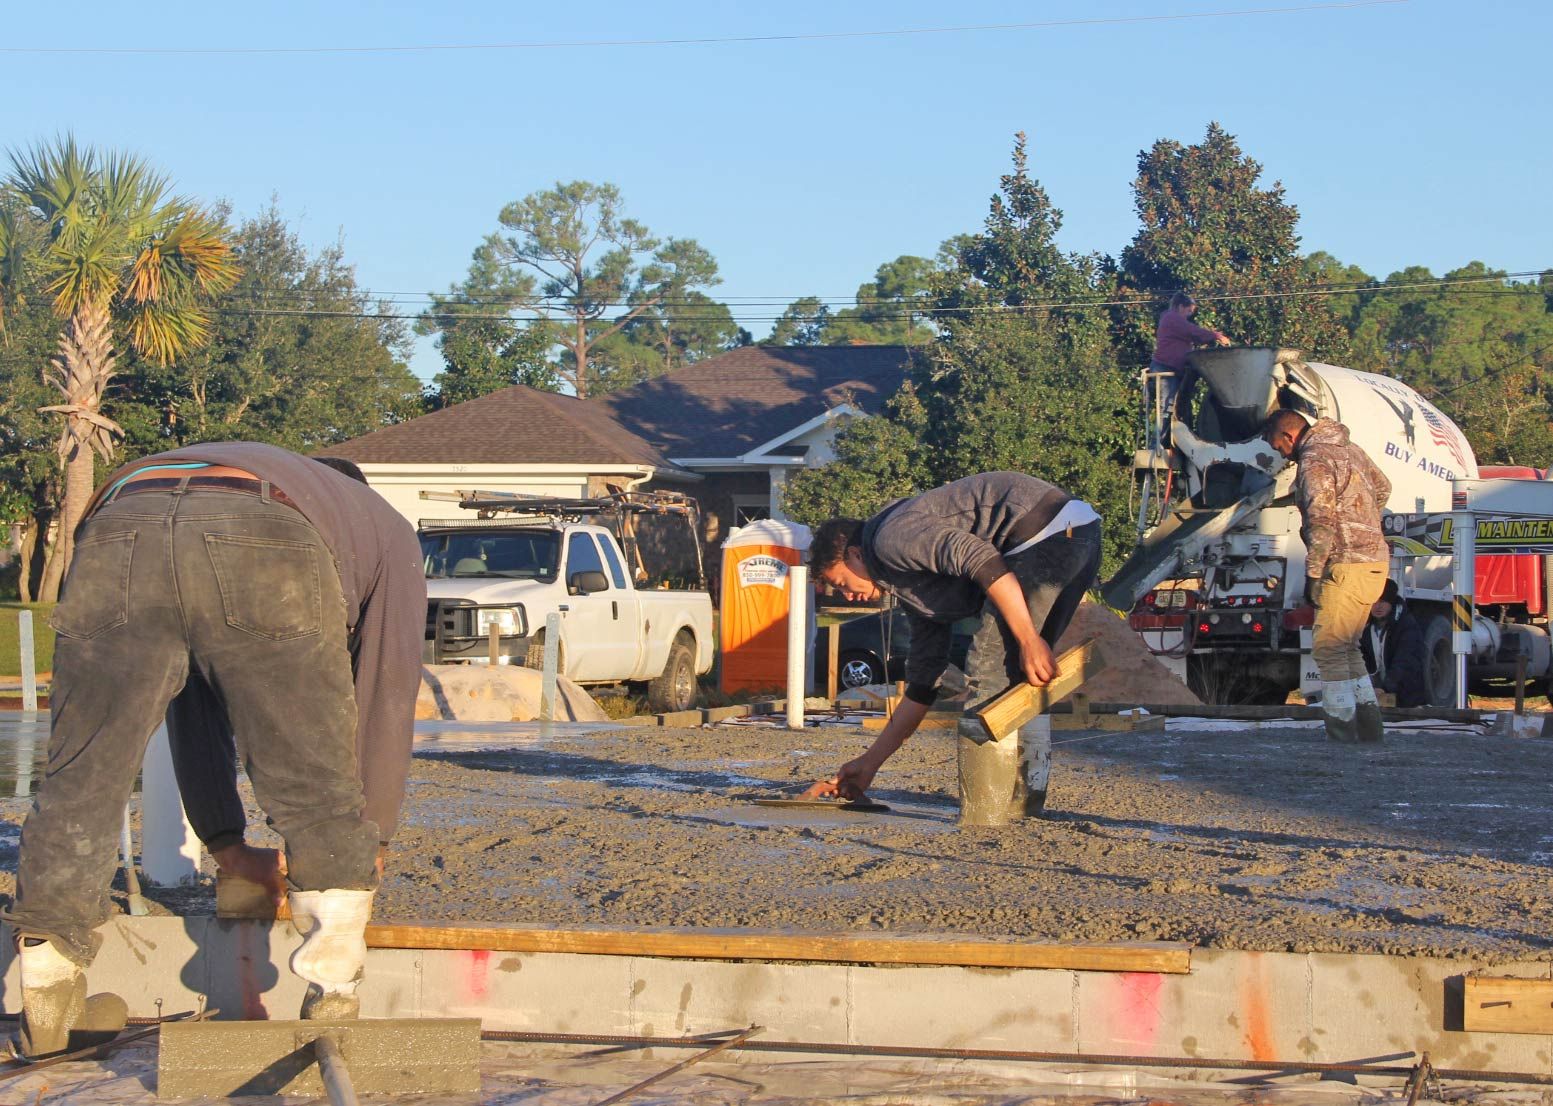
4, 919, 1551, 1076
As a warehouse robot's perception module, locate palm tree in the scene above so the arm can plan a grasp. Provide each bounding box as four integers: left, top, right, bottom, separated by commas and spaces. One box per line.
0, 137, 239, 600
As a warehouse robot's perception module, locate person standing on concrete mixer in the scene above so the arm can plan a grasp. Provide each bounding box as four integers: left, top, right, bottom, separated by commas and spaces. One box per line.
1263, 410, 1392, 743
4, 442, 425, 1054
806, 472, 1102, 803
1148, 292, 1232, 446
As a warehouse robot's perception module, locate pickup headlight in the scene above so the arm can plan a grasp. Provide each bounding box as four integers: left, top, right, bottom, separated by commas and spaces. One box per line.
474, 606, 524, 637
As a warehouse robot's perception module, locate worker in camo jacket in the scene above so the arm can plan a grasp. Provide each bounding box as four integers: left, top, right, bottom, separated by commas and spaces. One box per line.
1263, 409, 1392, 743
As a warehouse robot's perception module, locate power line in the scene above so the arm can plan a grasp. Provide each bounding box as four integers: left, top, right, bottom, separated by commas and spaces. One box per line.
209, 271, 1553, 324
0, 2, 1405, 56
218, 269, 1552, 313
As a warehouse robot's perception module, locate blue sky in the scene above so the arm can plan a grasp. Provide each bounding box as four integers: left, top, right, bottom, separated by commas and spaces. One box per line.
3, 1, 1549, 380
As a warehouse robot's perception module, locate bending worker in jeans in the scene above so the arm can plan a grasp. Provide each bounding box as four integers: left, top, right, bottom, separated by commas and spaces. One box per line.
807, 471, 1102, 803
1263, 410, 1392, 743
5, 442, 424, 1056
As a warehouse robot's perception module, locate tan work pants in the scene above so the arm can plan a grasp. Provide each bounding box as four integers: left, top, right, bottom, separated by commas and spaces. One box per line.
1312, 562, 1388, 683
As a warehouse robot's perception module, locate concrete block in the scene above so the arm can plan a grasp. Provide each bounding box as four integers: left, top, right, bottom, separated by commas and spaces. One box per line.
94, 917, 212, 1019
416, 947, 634, 1033
199, 918, 309, 1022
656, 709, 703, 728
628, 956, 851, 1042
157, 1016, 481, 1098
1308, 953, 1553, 1072
702, 704, 753, 723
1077, 949, 1310, 1062
849, 964, 1076, 1050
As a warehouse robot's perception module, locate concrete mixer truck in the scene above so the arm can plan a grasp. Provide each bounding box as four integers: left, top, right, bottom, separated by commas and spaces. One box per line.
1104, 346, 1553, 706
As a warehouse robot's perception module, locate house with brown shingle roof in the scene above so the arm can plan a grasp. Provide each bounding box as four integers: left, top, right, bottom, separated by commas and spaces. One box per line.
324, 345, 916, 533
596, 345, 916, 536
321, 384, 699, 525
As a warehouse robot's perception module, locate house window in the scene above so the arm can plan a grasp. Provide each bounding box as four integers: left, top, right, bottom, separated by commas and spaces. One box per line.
731, 496, 770, 527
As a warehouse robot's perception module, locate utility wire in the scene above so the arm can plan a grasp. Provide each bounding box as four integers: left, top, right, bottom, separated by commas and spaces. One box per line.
0, 2, 1406, 56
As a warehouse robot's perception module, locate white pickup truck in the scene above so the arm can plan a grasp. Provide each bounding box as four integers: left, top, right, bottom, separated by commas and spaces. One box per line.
419, 513, 715, 712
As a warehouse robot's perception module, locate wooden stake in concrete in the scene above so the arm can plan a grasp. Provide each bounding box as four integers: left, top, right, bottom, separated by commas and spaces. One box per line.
487, 622, 500, 666
825, 622, 840, 702
786, 565, 808, 730
971, 641, 1105, 740
17, 609, 38, 713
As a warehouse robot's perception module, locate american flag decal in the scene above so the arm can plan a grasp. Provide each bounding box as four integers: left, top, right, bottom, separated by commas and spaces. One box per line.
1420, 403, 1468, 470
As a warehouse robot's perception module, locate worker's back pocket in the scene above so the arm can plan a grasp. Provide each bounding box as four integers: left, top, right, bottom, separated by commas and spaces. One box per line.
50, 532, 136, 639
205, 534, 322, 641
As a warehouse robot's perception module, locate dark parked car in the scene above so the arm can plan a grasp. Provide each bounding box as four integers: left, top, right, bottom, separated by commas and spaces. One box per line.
815, 609, 973, 689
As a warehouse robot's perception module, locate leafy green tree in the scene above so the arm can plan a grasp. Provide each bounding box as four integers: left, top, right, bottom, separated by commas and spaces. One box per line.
591, 291, 749, 390
421, 310, 558, 408
1348, 263, 1553, 465
764, 296, 831, 346
115, 205, 423, 452
0, 272, 62, 601
785, 136, 1135, 571
1117, 122, 1350, 366
430, 181, 720, 397
0, 138, 239, 600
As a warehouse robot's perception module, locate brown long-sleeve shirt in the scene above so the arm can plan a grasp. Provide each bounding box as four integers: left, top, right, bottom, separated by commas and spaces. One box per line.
95, 442, 426, 841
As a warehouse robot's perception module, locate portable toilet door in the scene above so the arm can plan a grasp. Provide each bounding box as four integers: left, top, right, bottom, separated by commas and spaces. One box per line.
720, 519, 814, 696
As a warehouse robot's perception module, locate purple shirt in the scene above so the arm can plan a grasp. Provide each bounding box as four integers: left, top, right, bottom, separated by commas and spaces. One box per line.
1151, 309, 1223, 370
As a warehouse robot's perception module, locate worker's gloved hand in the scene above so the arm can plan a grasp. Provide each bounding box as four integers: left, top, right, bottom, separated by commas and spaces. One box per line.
1303, 577, 1321, 607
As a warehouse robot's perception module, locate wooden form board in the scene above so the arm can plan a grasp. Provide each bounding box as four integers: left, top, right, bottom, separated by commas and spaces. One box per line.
972, 640, 1105, 740
1463, 976, 1553, 1034
365, 921, 1191, 974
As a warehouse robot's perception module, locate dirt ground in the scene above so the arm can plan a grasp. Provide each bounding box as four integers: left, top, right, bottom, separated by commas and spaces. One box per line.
2, 715, 1551, 962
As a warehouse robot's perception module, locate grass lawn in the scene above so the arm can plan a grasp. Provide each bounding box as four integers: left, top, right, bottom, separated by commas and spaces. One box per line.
1, 603, 55, 679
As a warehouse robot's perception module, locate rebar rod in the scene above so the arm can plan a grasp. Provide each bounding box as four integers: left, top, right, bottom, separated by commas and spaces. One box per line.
313, 1033, 360, 1106
592, 1025, 762, 1106
479, 1029, 1553, 1087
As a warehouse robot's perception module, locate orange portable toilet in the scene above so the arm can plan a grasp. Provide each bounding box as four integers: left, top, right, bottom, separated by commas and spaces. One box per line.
720, 519, 813, 696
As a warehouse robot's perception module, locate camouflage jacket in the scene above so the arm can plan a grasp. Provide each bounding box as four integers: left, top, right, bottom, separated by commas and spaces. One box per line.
1294, 418, 1392, 578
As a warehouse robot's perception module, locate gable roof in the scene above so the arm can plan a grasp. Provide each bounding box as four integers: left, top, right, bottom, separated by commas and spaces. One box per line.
323, 384, 683, 471
595, 344, 917, 460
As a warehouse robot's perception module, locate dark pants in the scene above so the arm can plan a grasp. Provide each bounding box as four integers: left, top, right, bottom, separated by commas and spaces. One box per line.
963, 521, 1103, 703
7, 485, 377, 965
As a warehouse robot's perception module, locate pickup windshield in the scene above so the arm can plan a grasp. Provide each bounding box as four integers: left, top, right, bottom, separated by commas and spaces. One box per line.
421, 530, 561, 580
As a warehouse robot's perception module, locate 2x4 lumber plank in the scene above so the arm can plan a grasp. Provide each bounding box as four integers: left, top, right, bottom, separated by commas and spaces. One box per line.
365, 921, 1191, 974
972, 640, 1105, 740
1462, 976, 1553, 1034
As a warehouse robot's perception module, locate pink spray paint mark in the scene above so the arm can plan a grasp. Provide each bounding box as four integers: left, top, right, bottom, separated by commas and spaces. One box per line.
1113, 972, 1164, 1049
466, 949, 490, 1001
1240, 953, 1276, 1060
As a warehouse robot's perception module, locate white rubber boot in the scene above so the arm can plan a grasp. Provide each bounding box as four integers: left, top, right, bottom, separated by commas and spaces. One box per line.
288, 889, 373, 1020
1354, 676, 1385, 743
18, 938, 126, 1059
1322, 678, 1360, 744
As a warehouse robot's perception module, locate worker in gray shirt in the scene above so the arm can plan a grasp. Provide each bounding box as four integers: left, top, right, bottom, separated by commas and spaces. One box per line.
6, 443, 424, 1055
807, 472, 1102, 803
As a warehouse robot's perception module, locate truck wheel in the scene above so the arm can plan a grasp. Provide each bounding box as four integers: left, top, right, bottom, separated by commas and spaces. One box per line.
647, 633, 697, 713
1419, 610, 1457, 708
524, 632, 565, 677
838, 650, 884, 689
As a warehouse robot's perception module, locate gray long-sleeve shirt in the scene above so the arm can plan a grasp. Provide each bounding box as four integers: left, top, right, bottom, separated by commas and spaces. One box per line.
859, 472, 1072, 701
91, 442, 426, 841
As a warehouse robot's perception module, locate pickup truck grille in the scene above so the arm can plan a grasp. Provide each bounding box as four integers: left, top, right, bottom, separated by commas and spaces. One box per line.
426, 599, 472, 640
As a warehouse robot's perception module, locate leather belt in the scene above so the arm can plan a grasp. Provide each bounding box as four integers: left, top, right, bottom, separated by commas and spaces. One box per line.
109, 473, 300, 513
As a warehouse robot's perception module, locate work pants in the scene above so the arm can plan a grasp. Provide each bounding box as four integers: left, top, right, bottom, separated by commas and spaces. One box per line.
1312, 562, 1388, 683
963, 521, 1103, 706
6, 486, 377, 966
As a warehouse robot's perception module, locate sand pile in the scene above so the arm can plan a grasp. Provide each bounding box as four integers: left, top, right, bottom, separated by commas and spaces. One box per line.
416, 664, 608, 722
1054, 600, 1201, 706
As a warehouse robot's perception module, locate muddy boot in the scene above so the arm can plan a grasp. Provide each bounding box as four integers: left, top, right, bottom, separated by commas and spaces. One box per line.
1322, 678, 1361, 744
17, 938, 127, 1059
289, 889, 373, 1020
1354, 677, 1385, 744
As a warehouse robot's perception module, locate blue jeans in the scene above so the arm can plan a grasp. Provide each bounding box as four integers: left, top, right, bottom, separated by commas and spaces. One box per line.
6, 485, 377, 965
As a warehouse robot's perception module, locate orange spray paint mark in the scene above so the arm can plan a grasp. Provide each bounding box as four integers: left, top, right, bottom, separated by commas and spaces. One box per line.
1115, 972, 1164, 1047
1240, 954, 1275, 1060
466, 948, 490, 1000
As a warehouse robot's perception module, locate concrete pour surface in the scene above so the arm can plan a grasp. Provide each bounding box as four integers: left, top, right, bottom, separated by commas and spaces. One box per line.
1, 715, 1551, 960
